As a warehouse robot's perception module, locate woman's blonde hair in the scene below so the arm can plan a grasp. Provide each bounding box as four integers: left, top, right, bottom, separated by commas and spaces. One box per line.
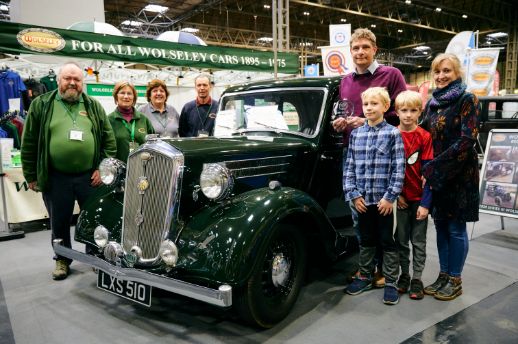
112, 81, 137, 106
431, 53, 463, 80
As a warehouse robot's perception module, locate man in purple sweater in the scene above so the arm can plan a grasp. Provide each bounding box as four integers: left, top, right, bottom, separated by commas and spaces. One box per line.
333, 28, 407, 141
333, 28, 407, 289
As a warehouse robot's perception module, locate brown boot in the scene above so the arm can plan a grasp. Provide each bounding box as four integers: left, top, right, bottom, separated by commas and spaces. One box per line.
424, 272, 449, 295
435, 276, 462, 301
52, 259, 70, 280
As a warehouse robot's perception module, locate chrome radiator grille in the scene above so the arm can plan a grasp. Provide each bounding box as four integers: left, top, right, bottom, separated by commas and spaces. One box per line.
122, 142, 184, 262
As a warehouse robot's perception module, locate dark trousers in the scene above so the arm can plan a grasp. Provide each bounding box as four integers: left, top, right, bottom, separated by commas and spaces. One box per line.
42, 170, 94, 263
395, 201, 428, 279
358, 205, 399, 284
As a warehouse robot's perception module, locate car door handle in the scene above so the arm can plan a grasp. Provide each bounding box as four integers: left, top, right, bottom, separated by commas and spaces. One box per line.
320, 154, 334, 161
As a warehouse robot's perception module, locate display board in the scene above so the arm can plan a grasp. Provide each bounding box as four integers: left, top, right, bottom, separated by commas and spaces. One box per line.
0, 168, 78, 223
479, 129, 518, 218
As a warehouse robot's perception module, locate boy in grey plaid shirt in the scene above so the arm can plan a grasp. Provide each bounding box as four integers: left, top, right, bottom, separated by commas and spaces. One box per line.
344, 87, 405, 305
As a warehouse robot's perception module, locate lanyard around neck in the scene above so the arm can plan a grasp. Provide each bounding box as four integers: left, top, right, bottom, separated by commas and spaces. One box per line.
121, 118, 136, 142
59, 99, 79, 126
196, 102, 212, 127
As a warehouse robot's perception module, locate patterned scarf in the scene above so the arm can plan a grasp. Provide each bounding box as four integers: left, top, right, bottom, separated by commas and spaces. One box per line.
429, 78, 467, 108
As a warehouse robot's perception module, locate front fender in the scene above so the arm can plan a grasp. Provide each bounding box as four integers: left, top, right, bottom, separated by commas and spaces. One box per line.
74, 185, 124, 246
175, 186, 336, 286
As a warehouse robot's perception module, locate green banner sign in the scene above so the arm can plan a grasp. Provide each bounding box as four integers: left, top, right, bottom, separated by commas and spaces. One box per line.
86, 84, 147, 97
0, 21, 299, 74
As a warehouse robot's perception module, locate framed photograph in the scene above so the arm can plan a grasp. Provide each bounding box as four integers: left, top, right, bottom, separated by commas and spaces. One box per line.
479, 129, 518, 218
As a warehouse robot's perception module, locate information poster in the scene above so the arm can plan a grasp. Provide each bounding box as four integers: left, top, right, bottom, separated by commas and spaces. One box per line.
479, 129, 518, 218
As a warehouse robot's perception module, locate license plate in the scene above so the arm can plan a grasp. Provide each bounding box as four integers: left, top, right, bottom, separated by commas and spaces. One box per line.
97, 270, 152, 307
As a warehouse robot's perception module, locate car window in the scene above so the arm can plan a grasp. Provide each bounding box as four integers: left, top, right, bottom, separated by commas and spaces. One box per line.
215, 89, 325, 137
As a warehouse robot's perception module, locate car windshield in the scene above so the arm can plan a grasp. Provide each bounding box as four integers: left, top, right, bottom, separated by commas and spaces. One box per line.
215, 88, 326, 137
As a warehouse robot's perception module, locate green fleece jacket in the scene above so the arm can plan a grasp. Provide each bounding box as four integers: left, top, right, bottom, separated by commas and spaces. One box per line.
108, 107, 155, 162
21, 90, 117, 192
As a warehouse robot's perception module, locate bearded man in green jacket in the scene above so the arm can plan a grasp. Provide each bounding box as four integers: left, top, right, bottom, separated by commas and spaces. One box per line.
21, 62, 117, 280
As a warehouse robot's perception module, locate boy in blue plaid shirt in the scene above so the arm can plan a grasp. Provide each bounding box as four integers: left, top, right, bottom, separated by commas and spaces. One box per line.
344, 87, 406, 305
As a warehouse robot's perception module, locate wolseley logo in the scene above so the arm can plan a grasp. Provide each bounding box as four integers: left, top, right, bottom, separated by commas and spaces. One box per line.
16, 28, 66, 53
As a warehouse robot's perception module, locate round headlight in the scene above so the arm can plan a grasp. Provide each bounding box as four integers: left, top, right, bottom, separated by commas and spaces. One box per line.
200, 163, 233, 201
94, 225, 109, 248
99, 158, 126, 186
159, 240, 178, 266
104, 242, 123, 263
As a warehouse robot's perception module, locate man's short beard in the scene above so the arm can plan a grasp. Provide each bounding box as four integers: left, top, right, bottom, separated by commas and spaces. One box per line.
60, 89, 81, 103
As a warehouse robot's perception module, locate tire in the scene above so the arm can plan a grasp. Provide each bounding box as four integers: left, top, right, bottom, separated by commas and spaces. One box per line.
495, 196, 502, 206
235, 224, 307, 328
504, 194, 511, 202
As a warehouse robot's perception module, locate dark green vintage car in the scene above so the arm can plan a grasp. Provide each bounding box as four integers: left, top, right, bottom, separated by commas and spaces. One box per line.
53, 76, 354, 328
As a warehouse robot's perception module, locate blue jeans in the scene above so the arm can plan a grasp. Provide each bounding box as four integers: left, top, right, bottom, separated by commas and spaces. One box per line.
434, 219, 469, 277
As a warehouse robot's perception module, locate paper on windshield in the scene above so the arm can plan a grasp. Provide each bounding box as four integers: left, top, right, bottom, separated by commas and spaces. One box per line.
245, 106, 288, 130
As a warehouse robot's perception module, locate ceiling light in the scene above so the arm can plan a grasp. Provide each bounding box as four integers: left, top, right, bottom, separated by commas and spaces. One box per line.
303, 11, 310, 16
435, 7, 442, 12
264, 4, 271, 9
371, 24, 376, 28
143, 4, 169, 13
181, 27, 199, 33
0, 4, 8, 11
487, 32, 508, 38
462, 14, 468, 19
299, 42, 314, 47
340, 18, 347, 23
121, 20, 142, 27
397, 29, 403, 33
257, 37, 273, 42
405, 0, 412, 4
413, 45, 431, 51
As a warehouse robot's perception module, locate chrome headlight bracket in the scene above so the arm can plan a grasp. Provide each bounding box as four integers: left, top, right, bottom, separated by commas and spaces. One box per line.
199, 163, 234, 201
99, 158, 126, 188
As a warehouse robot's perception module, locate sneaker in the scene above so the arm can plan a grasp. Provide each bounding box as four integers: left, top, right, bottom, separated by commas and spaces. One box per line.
383, 285, 399, 305
424, 272, 449, 296
345, 277, 372, 295
397, 273, 411, 293
52, 259, 70, 280
409, 279, 424, 300
373, 270, 385, 288
435, 277, 462, 301
346, 269, 360, 284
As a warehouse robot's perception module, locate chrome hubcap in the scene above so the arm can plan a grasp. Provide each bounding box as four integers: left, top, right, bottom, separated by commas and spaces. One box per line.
271, 253, 290, 287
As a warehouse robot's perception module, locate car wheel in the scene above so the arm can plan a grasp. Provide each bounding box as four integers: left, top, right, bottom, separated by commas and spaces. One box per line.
495, 196, 502, 206
235, 224, 306, 328
504, 194, 511, 202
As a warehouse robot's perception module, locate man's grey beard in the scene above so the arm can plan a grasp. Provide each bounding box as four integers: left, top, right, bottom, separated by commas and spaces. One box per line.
60, 89, 81, 103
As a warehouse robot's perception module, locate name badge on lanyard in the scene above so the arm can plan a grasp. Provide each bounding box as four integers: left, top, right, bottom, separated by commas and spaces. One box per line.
69, 129, 84, 141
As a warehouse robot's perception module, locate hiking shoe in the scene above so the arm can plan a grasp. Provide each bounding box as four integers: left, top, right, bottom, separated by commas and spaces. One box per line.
373, 270, 385, 288
424, 272, 449, 296
52, 259, 70, 280
383, 285, 399, 305
397, 273, 411, 293
409, 279, 424, 300
345, 277, 372, 295
435, 277, 462, 301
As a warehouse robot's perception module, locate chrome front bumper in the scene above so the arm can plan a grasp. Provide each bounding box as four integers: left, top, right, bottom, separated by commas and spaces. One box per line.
53, 240, 232, 307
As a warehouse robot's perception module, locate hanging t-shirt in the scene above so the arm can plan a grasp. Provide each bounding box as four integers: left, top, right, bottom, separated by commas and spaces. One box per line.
40, 74, 58, 92
0, 70, 27, 114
